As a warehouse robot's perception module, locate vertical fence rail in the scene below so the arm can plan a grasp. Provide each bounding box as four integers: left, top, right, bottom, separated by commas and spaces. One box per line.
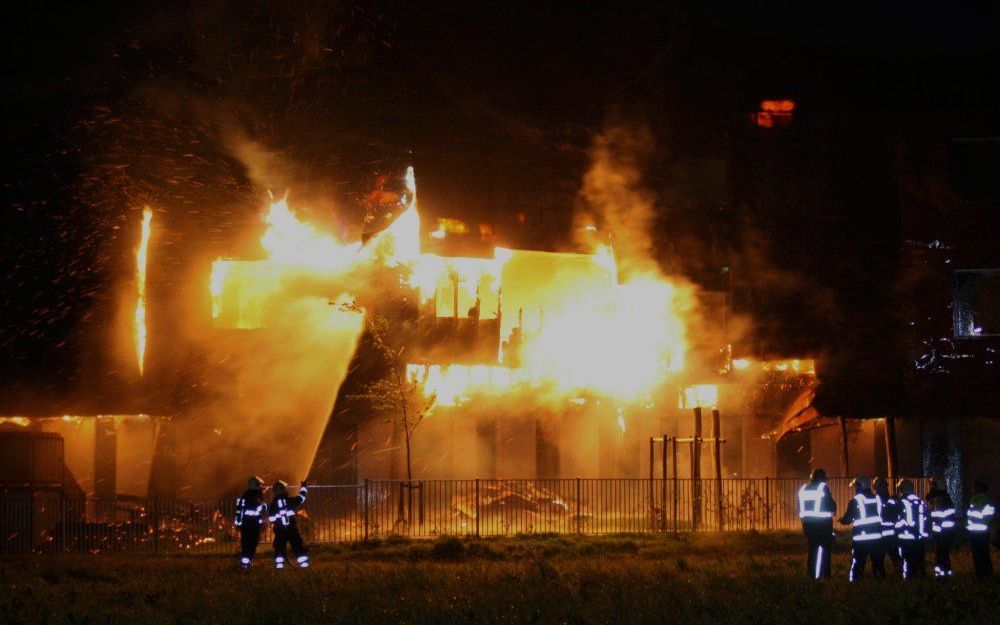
0, 477, 931, 553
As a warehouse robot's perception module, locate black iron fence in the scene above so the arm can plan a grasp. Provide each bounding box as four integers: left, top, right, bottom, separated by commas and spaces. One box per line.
0, 477, 929, 554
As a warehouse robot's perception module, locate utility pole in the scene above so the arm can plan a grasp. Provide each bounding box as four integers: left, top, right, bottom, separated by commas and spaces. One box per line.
884, 416, 898, 489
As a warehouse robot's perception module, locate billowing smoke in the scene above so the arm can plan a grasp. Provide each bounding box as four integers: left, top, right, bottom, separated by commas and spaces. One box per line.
155, 138, 375, 497
576, 124, 659, 278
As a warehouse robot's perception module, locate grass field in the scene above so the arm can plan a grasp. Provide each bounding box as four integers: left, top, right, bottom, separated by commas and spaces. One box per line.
1, 533, 996, 624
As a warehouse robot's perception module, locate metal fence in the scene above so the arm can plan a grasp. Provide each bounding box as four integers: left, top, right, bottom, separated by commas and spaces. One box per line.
0, 477, 929, 554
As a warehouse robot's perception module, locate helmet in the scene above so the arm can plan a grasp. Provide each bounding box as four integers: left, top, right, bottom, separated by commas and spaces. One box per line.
930, 476, 944, 490
809, 468, 827, 483
873, 477, 889, 492
850, 476, 871, 492
896, 478, 914, 495
247, 476, 264, 491
273, 480, 289, 497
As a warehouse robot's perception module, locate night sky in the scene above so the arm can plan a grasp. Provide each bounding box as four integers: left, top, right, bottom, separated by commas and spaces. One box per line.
2, 2, 999, 414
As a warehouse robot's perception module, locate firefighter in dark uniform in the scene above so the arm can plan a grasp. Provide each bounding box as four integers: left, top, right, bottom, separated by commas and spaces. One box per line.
798, 468, 837, 579
966, 480, 995, 578
875, 477, 901, 576
839, 476, 886, 580
926, 477, 957, 577
234, 476, 268, 569
895, 479, 929, 579
269, 480, 310, 569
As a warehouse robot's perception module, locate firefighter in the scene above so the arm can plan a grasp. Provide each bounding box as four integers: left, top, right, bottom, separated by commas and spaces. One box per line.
269, 480, 310, 569
839, 476, 886, 580
926, 477, 957, 577
798, 468, 837, 579
875, 477, 902, 576
895, 479, 929, 579
966, 480, 995, 578
234, 476, 268, 569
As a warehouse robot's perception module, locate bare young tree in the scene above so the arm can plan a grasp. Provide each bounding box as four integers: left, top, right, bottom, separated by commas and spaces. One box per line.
356, 312, 436, 484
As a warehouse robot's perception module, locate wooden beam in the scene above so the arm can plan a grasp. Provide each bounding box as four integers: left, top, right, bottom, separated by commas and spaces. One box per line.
693, 407, 703, 530
712, 409, 724, 531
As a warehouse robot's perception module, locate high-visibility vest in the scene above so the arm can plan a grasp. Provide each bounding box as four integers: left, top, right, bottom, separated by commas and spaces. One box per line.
798, 482, 834, 520
850, 493, 884, 542
896, 494, 929, 541
966, 496, 995, 533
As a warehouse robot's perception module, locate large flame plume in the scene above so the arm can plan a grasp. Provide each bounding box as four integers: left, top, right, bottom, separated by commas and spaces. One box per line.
210, 166, 694, 411
134, 207, 153, 376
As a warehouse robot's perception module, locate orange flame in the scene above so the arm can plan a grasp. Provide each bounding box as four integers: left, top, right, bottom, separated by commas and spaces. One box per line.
134, 207, 152, 376
211, 169, 693, 421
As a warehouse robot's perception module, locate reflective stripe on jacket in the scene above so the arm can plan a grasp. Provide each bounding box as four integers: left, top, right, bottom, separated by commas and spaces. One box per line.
930, 507, 956, 533
268, 486, 308, 526
235, 496, 268, 528
967, 496, 995, 533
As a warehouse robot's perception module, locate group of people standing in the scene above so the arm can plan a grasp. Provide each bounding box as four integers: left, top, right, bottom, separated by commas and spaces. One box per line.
234, 476, 310, 570
799, 468, 995, 580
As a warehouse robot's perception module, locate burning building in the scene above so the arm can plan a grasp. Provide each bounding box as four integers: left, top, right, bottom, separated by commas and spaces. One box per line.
1, 2, 997, 516
208, 168, 713, 486
0, 160, 838, 501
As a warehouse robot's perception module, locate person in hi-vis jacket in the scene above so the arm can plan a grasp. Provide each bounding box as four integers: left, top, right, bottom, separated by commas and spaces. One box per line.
269, 480, 310, 569
798, 468, 837, 579
234, 476, 268, 569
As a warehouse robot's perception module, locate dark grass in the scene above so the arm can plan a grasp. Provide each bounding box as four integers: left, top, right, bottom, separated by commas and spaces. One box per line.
1, 533, 997, 624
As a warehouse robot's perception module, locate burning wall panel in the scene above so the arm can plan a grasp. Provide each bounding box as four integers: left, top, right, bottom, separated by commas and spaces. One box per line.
3, 416, 160, 498
498, 249, 615, 346
40, 419, 96, 494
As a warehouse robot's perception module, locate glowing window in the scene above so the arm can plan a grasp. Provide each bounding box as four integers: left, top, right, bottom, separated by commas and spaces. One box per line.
752, 100, 795, 128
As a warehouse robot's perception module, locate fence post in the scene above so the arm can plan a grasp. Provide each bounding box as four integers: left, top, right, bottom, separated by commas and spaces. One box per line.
765, 478, 771, 531
648, 438, 654, 531
672, 439, 679, 532
576, 477, 582, 535
363, 480, 369, 542
60, 494, 67, 553
661, 434, 668, 533
152, 499, 159, 554
475, 478, 481, 538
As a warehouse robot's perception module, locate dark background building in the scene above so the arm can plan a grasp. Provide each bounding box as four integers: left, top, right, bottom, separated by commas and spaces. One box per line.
1, 2, 998, 495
